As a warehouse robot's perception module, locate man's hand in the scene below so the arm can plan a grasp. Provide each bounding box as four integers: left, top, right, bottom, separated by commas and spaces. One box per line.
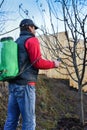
53, 60, 61, 68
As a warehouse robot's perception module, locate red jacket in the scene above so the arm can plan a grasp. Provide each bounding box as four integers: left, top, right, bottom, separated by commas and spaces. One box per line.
25, 37, 55, 69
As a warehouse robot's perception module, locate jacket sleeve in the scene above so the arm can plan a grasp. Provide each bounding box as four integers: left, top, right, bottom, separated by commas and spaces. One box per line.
25, 37, 55, 69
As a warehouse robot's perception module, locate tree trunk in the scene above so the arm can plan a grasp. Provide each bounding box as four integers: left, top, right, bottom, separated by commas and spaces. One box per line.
78, 84, 84, 125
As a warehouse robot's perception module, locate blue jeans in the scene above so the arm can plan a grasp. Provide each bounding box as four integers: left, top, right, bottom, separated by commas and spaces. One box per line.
4, 84, 36, 130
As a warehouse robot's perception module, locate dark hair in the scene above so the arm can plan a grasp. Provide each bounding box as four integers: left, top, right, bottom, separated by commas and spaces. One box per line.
20, 25, 29, 31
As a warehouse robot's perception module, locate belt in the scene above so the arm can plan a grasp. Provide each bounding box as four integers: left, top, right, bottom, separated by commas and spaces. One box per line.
28, 82, 36, 86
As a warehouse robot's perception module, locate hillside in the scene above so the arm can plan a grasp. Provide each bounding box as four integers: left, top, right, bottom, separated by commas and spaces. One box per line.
0, 74, 87, 130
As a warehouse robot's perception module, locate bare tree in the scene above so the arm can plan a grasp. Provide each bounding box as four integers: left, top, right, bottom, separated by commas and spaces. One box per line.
0, 0, 4, 8
61, 0, 87, 125
36, 0, 87, 125
0, 0, 6, 33
0, 1, 23, 37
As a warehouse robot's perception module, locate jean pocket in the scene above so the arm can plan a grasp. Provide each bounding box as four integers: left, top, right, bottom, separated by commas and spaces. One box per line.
14, 87, 25, 98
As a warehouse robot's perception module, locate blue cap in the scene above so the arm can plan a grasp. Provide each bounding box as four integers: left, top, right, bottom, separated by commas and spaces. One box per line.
20, 19, 38, 29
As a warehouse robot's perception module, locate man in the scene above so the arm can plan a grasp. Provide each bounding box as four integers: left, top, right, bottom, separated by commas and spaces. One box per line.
4, 19, 61, 130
